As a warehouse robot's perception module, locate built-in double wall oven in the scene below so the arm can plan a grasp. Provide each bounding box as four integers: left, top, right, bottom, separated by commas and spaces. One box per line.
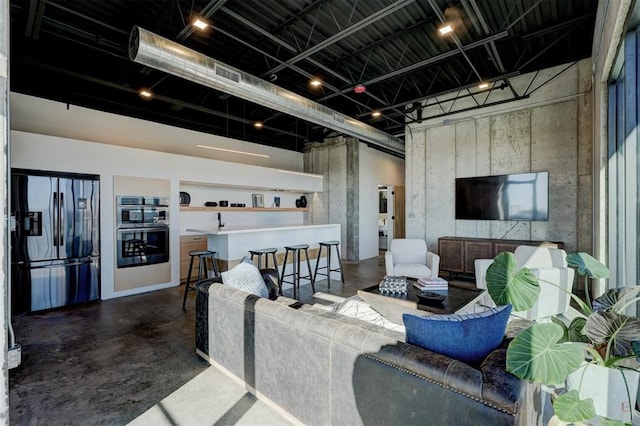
116, 196, 170, 268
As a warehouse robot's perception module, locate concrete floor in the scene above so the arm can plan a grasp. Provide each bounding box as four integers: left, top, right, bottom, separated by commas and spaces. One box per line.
8, 255, 388, 425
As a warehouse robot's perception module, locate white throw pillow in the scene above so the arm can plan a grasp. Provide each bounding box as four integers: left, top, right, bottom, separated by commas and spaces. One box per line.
221, 257, 268, 298
333, 296, 405, 333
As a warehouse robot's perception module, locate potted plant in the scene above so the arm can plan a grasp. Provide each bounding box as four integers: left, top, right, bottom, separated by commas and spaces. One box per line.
485, 251, 640, 424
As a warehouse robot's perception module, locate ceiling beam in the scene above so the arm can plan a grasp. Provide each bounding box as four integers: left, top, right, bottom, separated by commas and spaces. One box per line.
219, 6, 408, 121
265, 0, 416, 75
316, 31, 510, 103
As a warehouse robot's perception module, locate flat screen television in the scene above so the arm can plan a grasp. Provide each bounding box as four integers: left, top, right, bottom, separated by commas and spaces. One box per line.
455, 172, 549, 221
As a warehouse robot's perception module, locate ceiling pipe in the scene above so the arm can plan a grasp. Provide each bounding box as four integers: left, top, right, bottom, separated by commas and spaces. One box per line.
128, 26, 405, 155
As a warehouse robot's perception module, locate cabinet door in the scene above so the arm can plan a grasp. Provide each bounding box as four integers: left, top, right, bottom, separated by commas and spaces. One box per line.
464, 241, 493, 274
493, 242, 520, 256
180, 235, 207, 281
438, 239, 464, 273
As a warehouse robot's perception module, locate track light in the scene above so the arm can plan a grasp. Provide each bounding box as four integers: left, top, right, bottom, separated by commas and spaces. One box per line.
138, 88, 153, 99
193, 18, 208, 30
438, 23, 453, 36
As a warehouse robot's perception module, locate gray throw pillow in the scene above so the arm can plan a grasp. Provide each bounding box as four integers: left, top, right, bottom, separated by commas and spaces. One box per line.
221, 257, 268, 298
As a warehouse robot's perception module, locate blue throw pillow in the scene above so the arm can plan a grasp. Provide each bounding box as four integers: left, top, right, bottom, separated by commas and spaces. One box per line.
403, 304, 512, 363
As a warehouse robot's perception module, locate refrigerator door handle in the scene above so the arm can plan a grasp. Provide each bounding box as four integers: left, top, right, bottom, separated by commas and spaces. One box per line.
53, 191, 59, 248
59, 192, 64, 247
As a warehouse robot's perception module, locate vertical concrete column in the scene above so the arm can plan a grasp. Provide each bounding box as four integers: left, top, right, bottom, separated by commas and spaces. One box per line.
0, 0, 10, 422
345, 138, 359, 261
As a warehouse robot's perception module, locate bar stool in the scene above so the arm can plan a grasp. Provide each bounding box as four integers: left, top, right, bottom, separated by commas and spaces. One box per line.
312, 241, 344, 289
280, 244, 314, 299
249, 247, 280, 294
249, 247, 279, 270
183, 250, 219, 309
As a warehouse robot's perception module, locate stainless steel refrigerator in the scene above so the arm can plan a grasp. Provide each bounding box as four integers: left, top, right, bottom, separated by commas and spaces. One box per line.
11, 170, 100, 314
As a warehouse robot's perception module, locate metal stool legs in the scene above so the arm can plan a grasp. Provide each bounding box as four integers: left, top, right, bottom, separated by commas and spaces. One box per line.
312, 241, 344, 289
280, 245, 314, 299
183, 250, 219, 309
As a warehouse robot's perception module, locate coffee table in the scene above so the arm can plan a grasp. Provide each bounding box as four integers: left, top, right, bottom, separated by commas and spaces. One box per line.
357, 278, 485, 315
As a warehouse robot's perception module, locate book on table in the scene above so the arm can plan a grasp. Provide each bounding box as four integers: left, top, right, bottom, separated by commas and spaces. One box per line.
414, 276, 448, 291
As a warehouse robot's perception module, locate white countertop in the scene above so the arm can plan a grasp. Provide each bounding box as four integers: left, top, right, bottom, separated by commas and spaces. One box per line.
186, 223, 339, 235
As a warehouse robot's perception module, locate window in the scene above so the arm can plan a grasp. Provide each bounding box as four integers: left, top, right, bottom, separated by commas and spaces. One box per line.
607, 29, 640, 292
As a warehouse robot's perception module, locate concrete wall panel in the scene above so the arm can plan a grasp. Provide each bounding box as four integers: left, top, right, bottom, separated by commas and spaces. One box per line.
406, 129, 427, 239
409, 60, 592, 260
531, 101, 578, 250
490, 110, 531, 174
424, 125, 455, 251
454, 120, 479, 238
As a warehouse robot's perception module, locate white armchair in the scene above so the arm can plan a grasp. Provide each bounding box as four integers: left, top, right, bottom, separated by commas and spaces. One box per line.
384, 239, 440, 278
474, 245, 575, 320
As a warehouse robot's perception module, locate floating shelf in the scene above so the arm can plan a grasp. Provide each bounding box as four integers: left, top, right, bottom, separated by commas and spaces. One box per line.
180, 206, 308, 212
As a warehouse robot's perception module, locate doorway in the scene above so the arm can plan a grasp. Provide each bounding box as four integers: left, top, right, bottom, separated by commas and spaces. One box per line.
378, 185, 406, 253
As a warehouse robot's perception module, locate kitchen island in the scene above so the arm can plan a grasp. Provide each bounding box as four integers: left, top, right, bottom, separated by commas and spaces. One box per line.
185, 224, 342, 286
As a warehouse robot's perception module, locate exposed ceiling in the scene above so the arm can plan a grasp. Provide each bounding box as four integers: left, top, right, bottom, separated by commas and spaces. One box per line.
9, 0, 598, 157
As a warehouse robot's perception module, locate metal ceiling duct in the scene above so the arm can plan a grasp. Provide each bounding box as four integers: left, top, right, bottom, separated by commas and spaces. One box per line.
128, 26, 404, 155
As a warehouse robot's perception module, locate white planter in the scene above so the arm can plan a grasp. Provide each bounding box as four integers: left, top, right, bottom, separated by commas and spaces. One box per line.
566, 363, 640, 422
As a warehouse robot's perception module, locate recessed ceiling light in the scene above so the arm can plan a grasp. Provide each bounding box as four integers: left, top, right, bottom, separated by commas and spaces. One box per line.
253, 121, 264, 129
193, 18, 208, 30
371, 110, 382, 118
138, 88, 153, 99
310, 78, 322, 88
438, 23, 453, 36
478, 82, 489, 89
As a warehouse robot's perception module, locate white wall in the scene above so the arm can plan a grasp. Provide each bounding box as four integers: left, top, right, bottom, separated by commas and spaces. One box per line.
10, 92, 302, 170
406, 60, 593, 254
359, 144, 404, 259
10, 131, 318, 300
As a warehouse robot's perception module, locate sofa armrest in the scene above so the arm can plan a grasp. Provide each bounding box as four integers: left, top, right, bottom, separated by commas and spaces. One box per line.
384, 250, 394, 276
426, 252, 440, 278
353, 342, 529, 424
195, 267, 279, 356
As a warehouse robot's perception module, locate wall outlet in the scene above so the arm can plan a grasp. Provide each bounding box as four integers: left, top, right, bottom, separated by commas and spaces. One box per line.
408, 212, 415, 218
8, 345, 21, 369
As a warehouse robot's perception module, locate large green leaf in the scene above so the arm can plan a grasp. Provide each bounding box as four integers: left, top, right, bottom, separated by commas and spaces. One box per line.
567, 252, 610, 278
552, 390, 596, 423
567, 317, 589, 343
506, 323, 586, 385
485, 252, 540, 311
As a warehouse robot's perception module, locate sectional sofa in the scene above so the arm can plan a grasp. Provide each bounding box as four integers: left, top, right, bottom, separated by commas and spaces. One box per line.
195, 271, 541, 425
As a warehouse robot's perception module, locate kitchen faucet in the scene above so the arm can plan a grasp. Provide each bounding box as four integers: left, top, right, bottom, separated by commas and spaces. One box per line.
218, 212, 225, 228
